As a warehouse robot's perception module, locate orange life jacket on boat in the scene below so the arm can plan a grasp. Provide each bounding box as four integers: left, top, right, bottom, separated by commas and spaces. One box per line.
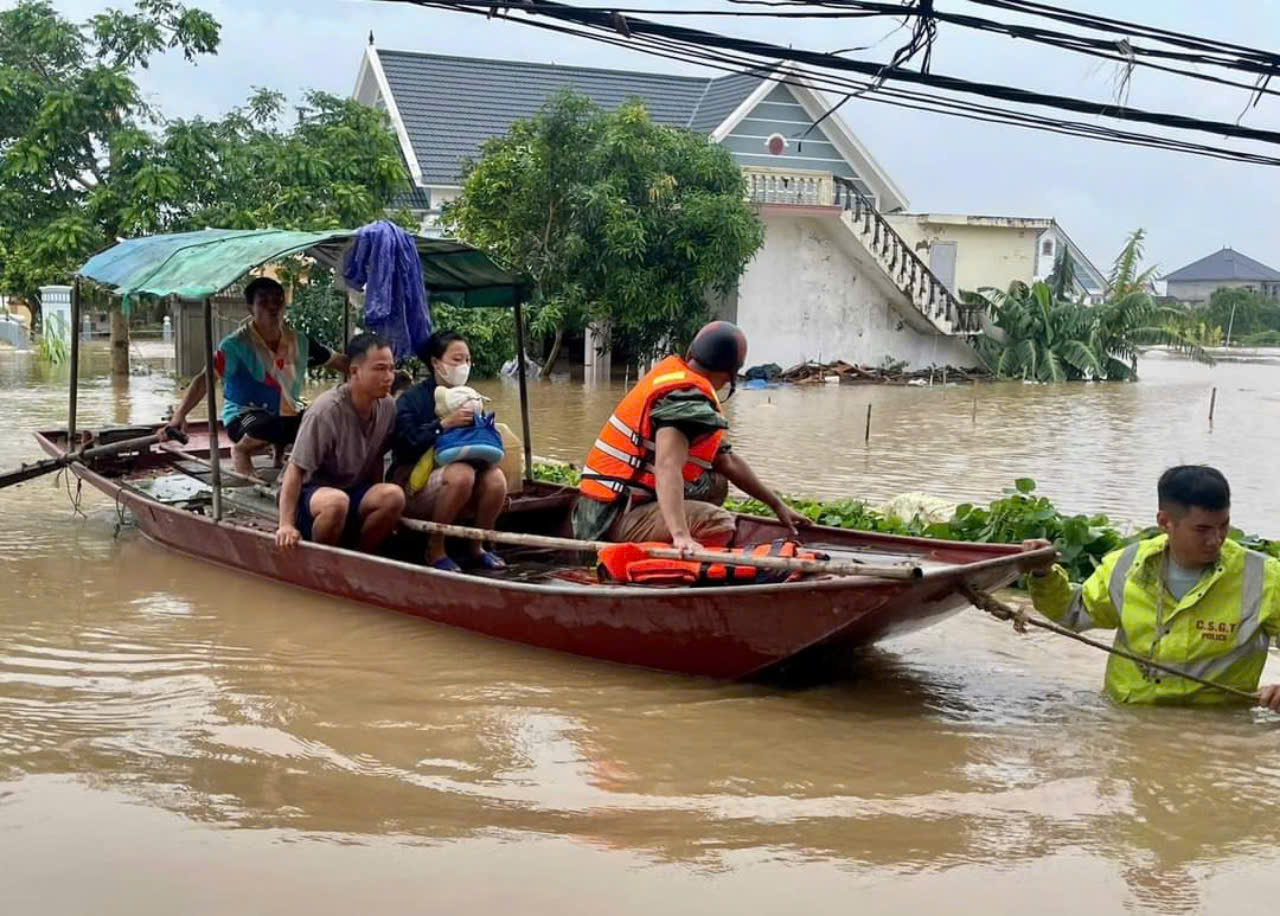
597, 539, 825, 587
578, 355, 725, 506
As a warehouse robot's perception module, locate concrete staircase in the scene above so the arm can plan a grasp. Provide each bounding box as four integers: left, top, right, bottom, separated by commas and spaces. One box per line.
744, 167, 982, 337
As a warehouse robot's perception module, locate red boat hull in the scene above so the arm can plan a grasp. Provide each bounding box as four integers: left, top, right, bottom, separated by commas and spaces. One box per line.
36, 426, 1033, 679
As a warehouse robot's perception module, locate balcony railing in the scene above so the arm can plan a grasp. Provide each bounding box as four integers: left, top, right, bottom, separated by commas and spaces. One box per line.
744, 167, 834, 207
741, 166, 983, 335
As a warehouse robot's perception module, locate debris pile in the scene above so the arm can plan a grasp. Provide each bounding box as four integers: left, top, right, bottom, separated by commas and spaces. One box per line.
752, 360, 992, 385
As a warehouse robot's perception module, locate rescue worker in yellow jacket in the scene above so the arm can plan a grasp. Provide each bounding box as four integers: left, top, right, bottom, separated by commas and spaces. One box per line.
573, 321, 809, 554
1020, 466, 1280, 710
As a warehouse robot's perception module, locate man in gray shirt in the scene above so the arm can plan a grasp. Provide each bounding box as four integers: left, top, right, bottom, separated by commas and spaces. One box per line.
276, 332, 405, 551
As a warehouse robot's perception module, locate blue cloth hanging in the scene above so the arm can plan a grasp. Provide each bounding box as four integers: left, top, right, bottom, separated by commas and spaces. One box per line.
343, 220, 432, 361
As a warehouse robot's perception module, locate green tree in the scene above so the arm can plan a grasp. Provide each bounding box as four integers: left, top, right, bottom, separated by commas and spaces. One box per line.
973, 229, 1212, 381
443, 90, 764, 376
0, 0, 413, 373
0, 0, 219, 316
1200, 287, 1280, 343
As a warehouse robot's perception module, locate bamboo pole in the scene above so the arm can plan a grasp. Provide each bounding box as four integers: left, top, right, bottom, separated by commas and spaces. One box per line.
1209, 386, 1217, 423
68, 279, 81, 447
961, 585, 1259, 702
201, 298, 222, 521
864, 403, 872, 444
400, 517, 922, 580
513, 297, 534, 482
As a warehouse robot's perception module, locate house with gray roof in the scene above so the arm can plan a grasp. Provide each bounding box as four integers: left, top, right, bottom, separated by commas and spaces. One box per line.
352, 44, 1101, 369
1162, 247, 1280, 304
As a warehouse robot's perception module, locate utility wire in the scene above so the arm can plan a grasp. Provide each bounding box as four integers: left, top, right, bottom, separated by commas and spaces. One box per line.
406, 0, 1280, 166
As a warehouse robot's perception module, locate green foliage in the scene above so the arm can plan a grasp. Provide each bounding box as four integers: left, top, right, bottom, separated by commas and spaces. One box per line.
0, 0, 412, 322
1199, 287, 1280, 343
973, 229, 1212, 381
1241, 329, 1280, 347
443, 90, 764, 369
1046, 246, 1079, 303
35, 311, 68, 365
285, 266, 512, 377
529, 464, 1280, 582
285, 267, 345, 362
531, 462, 582, 488
430, 303, 514, 378
1162, 307, 1224, 347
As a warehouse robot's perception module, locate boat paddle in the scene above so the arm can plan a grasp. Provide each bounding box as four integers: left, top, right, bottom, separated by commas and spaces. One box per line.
399, 517, 923, 580
0, 426, 188, 490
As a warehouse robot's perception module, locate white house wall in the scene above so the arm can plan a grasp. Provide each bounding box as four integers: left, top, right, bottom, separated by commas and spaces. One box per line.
735, 214, 977, 369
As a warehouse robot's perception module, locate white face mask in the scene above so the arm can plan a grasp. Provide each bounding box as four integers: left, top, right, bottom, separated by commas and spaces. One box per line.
437, 361, 471, 388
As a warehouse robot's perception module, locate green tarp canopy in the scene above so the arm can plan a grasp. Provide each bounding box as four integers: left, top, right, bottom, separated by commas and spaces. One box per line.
77, 228, 528, 311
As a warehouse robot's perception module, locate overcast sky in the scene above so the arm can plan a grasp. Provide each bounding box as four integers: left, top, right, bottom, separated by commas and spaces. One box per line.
56, 0, 1280, 278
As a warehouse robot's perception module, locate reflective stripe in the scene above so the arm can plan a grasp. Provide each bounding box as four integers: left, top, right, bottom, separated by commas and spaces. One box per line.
593, 438, 645, 470
581, 464, 625, 493
1061, 588, 1096, 632
1242, 550, 1267, 633
1156, 630, 1270, 684
651, 371, 687, 386
608, 414, 647, 447
1109, 543, 1141, 615
611, 408, 715, 471
1116, 549, 1271, 687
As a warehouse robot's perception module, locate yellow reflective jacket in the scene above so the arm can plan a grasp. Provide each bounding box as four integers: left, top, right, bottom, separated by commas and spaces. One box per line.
1026, 535, 1280, 704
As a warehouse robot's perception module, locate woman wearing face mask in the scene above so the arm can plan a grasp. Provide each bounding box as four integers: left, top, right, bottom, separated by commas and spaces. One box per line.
390, 330, 508, 571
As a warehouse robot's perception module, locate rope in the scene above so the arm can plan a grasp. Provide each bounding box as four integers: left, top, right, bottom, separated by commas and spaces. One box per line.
959, 585, 1260, 702
56, 466, 86, 519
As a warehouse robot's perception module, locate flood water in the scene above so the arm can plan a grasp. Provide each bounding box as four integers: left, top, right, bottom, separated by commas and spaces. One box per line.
3, 342, 1280, 915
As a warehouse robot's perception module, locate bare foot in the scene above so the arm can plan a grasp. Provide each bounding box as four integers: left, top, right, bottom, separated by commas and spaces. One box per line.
231, 454, 261, 481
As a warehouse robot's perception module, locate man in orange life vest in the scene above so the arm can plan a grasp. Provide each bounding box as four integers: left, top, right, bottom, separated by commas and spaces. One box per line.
573, 321, 809, 553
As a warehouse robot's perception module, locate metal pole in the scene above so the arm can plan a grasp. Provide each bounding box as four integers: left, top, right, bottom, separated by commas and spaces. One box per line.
513, 297, 534, 481
68, 279, 81, 447
202, 297, 223, 521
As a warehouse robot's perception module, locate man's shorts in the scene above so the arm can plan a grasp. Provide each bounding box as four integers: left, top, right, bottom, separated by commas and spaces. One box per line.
227, 409, 303, 445
614, 500, 737, 547
296, 481, 373, 546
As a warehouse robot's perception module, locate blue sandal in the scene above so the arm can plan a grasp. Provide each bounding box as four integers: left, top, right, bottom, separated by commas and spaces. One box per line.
430, 556, 462, 572
467, 550, 507, 571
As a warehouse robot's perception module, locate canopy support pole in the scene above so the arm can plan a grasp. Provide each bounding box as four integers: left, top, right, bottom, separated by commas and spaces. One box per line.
68, 279, 81, 447
513, 297, 534, 482
342, 289, 351, 347
202, 297, 223, 521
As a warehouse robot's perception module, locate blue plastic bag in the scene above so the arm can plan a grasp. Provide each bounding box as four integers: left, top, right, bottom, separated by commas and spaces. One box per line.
435, 412, 505, 466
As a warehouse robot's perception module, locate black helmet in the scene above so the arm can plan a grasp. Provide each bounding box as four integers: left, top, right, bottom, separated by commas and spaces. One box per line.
687, 321, 748, 374
687, 321, 748, 400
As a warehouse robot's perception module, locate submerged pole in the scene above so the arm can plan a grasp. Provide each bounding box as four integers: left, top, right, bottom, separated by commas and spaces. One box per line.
68, 279, 81, 447
864, 403, 872, 444
513, 297, 534, 482
202, 297, 222, 521
1209, 387, 1217, 423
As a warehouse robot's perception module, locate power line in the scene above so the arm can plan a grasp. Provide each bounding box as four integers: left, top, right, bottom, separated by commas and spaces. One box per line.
414, 1, 1280, 147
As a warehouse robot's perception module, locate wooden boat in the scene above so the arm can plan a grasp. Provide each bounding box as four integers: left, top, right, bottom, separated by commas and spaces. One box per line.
34, 420, 1035, 679
25, 226, 1045, 680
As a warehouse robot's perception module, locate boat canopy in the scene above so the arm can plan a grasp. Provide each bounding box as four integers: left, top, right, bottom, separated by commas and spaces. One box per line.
76, 228, 528, 311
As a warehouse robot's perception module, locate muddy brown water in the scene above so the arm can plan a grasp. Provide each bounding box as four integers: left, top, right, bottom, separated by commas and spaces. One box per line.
3, 343, 1280, 914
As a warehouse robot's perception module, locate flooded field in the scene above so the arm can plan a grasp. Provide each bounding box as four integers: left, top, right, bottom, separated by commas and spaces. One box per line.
3, 343, 1279, 914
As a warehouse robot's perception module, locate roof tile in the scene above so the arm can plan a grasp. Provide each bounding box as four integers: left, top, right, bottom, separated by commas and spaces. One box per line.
376, 50, 766, 186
